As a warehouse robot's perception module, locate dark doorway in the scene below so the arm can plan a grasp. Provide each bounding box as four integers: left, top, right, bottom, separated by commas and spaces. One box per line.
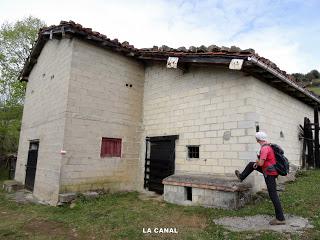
144, 135, 178, 194
25, 140, 39, 191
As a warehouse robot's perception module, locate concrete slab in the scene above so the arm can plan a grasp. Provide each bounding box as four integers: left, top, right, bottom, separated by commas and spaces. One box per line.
6, 189, 47, 205
213, 214, 313, 233
163, 173, 251, 192
138, 191, 164, 202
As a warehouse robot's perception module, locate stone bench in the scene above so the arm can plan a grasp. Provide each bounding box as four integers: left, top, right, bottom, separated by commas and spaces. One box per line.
162, 173, 252, 209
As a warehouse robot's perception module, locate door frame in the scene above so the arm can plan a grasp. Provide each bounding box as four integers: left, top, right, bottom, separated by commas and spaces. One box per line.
144, 135, 179, 193
25, 140, 40, 191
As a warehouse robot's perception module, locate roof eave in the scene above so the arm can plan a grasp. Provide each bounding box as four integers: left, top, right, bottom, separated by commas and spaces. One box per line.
247, 56, 320, 106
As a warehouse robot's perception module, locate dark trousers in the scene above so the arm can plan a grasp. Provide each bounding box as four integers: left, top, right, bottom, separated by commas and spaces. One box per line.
240, 162, 285, 221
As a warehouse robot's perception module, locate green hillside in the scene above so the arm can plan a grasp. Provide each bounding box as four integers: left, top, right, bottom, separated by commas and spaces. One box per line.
307, 78, 320, 96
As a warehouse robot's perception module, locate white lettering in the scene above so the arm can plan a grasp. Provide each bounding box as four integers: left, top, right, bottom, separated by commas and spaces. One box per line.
143, 227, 178, 234
142, 228, 151, 233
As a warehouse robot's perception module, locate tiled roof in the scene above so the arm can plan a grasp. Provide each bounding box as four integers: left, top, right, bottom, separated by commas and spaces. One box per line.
20, 21, 320, 105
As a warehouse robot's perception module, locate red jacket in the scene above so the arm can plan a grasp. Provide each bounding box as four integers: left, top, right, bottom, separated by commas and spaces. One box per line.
259, 144, 278, 176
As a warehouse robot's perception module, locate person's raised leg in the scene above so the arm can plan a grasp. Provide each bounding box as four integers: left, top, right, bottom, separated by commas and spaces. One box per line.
235, 162, 261, 181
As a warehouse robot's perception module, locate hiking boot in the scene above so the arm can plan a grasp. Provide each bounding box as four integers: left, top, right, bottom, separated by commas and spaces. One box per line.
269, 218, 286, 225
235, 170, 242, 182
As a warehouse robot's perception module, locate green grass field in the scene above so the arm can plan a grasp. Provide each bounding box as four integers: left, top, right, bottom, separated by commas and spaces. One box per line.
1, 169, 320, 239
307, 86, 320, 96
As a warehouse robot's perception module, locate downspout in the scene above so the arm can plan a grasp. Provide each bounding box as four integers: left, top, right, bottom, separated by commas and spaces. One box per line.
248, 56, 320, 104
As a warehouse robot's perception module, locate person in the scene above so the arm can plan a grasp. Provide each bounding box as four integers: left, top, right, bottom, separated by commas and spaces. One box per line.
235, 131, 286, 225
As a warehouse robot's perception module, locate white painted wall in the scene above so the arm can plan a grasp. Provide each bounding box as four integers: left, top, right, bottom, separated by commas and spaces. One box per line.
140, 63, 313, 192
140, 64, 258, 185
15, 39, 73, 204
249, 79, 313, 190
59, 39, 145, 193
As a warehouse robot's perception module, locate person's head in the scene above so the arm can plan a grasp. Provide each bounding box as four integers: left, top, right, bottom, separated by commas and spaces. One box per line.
255, 131, 268, 145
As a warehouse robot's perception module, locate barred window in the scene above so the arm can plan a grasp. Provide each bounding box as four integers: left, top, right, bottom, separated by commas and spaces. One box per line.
187, 146, 199, 158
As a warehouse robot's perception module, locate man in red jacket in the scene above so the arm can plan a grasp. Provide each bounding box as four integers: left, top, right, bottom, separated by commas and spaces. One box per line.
235, 131, 286, 225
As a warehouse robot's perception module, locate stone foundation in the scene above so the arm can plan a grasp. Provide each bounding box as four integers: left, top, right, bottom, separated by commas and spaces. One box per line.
2, 180, 24, 193
163, 174, 251, 209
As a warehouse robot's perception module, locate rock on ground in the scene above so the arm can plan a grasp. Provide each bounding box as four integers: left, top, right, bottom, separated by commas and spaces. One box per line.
213, 214, 313, 233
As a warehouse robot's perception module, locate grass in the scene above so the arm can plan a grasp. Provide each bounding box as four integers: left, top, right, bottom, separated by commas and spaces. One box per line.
307, 86, 320, 96
0, 167, 9, 181
1, 170, 320, 239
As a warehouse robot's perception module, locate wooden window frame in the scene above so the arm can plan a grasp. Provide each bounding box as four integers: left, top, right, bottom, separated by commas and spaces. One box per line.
100, 137, 122, 158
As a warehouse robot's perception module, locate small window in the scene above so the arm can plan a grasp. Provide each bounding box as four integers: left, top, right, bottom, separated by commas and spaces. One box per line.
101, 138, 122, 157
29, 141, 39, 150
187, 146, 199, 158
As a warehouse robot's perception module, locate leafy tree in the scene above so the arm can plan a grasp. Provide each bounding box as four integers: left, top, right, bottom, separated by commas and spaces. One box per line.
0, 16, 45, 155
292, 69, 320, 84
0, 16, 46, 106
306, 70, 320, 81
0, 105, 23, 154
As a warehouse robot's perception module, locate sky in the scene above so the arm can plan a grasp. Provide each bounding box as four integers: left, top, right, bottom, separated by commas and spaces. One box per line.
0, 0, 319, 73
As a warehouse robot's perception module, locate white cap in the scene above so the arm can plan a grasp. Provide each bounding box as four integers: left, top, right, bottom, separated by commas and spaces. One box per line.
255, 131, 268, 141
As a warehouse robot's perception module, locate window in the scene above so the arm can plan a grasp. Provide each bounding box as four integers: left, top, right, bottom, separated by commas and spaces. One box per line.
187, 146, 199, 158
101, 138, 122, 157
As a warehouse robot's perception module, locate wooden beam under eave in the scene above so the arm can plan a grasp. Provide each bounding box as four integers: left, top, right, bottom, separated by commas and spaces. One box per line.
137, 55, 242, 65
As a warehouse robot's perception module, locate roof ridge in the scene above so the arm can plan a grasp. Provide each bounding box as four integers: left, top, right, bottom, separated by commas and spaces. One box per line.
20, 20, 319, 105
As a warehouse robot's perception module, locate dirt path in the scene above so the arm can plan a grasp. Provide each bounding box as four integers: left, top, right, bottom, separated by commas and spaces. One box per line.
213, 214, 313, 233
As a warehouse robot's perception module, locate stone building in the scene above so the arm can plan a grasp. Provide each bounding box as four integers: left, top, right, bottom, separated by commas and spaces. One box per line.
15, 21, 319, 206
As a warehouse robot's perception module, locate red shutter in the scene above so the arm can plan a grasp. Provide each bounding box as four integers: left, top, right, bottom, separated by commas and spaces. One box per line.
101, 138, 121, 157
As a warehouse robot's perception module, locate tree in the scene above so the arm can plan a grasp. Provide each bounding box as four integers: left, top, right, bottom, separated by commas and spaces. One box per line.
0, 16, 46, 106
292, 69, 320, 85
0, 16, 45, 155
0, 104, 23, 154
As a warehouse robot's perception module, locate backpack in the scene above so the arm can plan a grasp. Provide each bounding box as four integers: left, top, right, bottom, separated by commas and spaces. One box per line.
269, 144, 290, 176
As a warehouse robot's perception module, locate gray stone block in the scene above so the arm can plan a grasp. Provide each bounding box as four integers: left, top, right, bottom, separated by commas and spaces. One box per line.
2, 180, 24, 193
59, 192, 77, 203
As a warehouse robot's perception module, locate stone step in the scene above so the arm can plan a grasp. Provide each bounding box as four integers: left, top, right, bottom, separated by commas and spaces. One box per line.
2, 180, 24, 193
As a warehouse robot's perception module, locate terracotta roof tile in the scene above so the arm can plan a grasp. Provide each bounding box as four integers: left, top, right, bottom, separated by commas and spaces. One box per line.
20, 20, 320, 105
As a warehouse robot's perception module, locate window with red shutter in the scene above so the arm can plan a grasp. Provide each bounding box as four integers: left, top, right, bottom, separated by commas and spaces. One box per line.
101, 138, 122, 157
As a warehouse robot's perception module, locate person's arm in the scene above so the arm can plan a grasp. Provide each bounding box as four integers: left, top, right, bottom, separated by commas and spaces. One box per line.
257, 158, 265, 167
258, 147, 268, 166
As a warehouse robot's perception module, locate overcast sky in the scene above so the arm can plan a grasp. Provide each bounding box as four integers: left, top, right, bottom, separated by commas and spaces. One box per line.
1, 0, 319, 73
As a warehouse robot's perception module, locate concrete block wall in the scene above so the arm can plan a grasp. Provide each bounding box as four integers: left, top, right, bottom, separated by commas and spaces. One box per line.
16, 36, 314, 203
251, 80, 313, 165
164, 184, 250, 209
141, 63, 258, 181
60, 39, 145, 193
246, 80, 313, 191
15, 39, 73, 204
252, 81, 313, 165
